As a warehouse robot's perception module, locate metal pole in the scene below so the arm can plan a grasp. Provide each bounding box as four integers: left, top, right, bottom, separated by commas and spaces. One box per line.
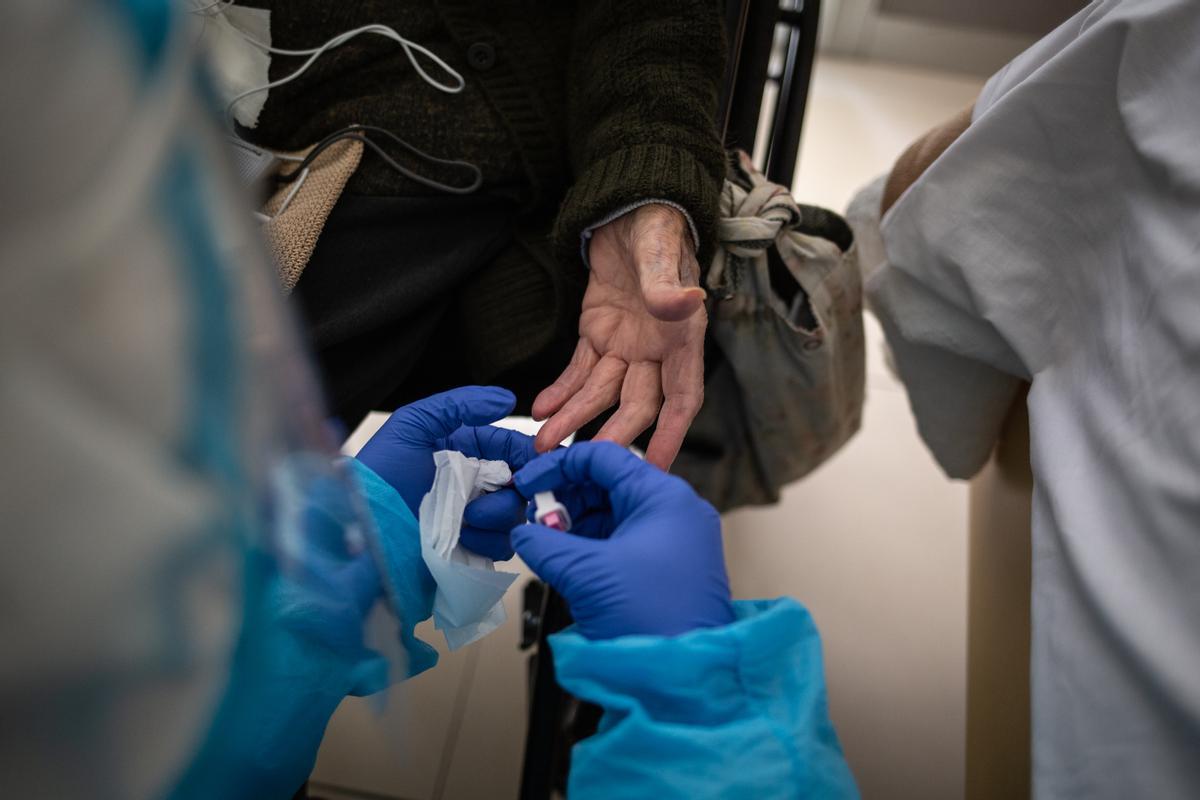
767, 0, 821, 188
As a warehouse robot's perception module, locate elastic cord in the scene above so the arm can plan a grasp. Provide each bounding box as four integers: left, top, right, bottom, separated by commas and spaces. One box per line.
205, 4, 481, 210
221, 22, 466, 126
270, 166, 309, 216
278, 124, 483, 195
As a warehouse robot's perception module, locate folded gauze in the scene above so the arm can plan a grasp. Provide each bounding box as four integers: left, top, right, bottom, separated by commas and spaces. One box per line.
420, 450, 520, 650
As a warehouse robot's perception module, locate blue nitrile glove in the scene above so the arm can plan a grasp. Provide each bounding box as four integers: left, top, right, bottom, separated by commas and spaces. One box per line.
356, 386, 538, 561
511, 442, 735, 639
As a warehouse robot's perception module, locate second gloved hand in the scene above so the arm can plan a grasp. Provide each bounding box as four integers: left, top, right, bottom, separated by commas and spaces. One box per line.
511, 442, 734, 639
355, 386, 537, 560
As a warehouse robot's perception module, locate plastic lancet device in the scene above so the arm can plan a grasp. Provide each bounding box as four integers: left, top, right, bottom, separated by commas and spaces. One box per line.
533, 491, 571, 532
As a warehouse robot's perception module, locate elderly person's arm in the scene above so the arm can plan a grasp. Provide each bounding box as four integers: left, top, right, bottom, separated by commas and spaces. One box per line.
534, 0, 727, 468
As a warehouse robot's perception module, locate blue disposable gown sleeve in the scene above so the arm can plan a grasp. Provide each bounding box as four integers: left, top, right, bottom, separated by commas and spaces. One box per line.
550, 598, 859, 800
170, 459, 437, 800
347, 457, 440, 679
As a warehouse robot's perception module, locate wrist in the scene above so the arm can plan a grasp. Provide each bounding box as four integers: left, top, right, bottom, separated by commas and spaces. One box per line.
579, 199, 700, 269
594, 595, 735, 641
555, 143, 721, 268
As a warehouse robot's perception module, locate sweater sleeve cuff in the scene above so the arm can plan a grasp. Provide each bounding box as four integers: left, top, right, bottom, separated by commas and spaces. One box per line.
344, 457, 439, 679
579, 199, 701, 268
549, 598, 821, 725
555, 143, 722, 268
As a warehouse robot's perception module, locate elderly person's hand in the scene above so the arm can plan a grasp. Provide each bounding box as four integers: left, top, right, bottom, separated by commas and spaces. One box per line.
532, 204, 707, 469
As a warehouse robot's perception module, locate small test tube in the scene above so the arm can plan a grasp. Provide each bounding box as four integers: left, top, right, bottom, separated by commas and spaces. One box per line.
533, 491, 571, 532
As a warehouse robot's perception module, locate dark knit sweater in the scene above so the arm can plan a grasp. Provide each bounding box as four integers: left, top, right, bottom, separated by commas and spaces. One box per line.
240, 0, 726, 409
245, 0, 726, 257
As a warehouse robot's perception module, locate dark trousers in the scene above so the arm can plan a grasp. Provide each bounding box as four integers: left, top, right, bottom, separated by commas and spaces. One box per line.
294, 192, 508, 423
294, 191, 570, 424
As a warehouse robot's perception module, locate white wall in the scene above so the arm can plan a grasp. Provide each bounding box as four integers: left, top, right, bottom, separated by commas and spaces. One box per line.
821, 0, 1041, 76
315, 57, 987, 800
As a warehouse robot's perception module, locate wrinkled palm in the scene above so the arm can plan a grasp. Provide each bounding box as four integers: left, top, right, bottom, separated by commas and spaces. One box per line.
533, 204, 707, 468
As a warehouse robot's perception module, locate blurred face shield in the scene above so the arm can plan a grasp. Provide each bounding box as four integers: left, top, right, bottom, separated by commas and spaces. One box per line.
0, 3, 397, 797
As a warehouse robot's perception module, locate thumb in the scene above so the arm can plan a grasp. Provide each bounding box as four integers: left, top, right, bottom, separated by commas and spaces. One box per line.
511, 523, 598, 593
633, 225, 705, 322
386, 386, 516, 445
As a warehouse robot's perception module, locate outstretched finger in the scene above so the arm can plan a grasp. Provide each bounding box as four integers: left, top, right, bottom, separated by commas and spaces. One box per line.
534, 355, 626, 453
532, 339, 600, 421
592, 361, 662, 446
644, 340, 704, 469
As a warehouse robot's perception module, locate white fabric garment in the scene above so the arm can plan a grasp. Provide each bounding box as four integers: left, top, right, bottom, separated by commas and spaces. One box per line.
860, 1, 1200, 797
847, 175, 1023, 480
1, 2, 369, 796
0, 7, 236, 797
197, 5, 272, 129
419, 450, 520, 650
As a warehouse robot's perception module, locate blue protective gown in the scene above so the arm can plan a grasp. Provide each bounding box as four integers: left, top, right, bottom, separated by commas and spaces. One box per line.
552, 600, 859, 799
174, 426, 859, 800
355, 460, 860, 800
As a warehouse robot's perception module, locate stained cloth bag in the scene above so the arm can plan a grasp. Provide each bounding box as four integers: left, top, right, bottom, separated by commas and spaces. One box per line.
673, 151, 864, 511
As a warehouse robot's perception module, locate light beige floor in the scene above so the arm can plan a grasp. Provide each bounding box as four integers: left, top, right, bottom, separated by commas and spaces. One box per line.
316, 56, 986, 800
722, 56, 984, 800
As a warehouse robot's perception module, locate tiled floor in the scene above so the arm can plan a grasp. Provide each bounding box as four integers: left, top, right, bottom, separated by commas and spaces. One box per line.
316, 56, 987, 800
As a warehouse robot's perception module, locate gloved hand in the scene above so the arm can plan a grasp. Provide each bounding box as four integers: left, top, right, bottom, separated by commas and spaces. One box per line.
511, 441, 734, 639
356, 386, 538, 560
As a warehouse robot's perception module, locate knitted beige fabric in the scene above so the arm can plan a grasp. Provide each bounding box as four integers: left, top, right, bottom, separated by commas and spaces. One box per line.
262, 138, 363, 293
